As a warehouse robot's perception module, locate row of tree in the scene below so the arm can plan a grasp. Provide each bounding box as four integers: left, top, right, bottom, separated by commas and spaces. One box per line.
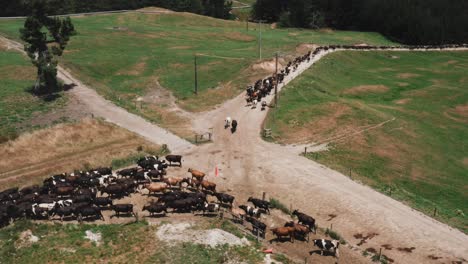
0, 0, 232, 19
252, 0, 468, 45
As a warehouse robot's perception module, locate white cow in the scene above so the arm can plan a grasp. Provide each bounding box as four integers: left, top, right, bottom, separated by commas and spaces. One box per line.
225, 117, 231, 129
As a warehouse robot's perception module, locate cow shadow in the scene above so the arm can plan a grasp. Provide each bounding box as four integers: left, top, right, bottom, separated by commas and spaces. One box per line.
143, 213, 167, 218
309, 250, 336, 257
110, 213, 136, 219
269, 237, 293, 244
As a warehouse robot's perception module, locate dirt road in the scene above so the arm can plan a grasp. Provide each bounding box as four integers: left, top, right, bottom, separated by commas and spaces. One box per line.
2, 34, 468, 262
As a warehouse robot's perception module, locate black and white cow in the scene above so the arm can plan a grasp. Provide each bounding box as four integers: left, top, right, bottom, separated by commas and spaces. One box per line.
312, 239, 340, 258
239, 205, 266, 218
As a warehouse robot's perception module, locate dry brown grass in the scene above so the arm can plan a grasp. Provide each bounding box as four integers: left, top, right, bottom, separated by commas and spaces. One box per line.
395, 98, 411, 105
445, 104, 468, 123
224, 32, 255, 42
343, 85, 389, 95
0, 65, 36, 80
0, 118, 160, 188
397, 73, 421, 79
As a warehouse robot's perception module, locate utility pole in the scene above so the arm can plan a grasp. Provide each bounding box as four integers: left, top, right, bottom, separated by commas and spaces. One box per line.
259, 20, 262, 60
274, 52, 278, 106
194, 54, 198, 95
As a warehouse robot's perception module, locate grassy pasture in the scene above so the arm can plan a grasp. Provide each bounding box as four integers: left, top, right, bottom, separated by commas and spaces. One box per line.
265, 51, 468, 232
0, 44, 67, 141
0, 219, 263, 263
0, 11, 394, 115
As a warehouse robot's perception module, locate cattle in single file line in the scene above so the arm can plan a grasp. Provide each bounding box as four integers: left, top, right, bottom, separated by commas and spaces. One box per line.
165, 155, 183, 167
239, 205, 266, 218
284, 221, 311, 242
247, 197, 270, 214
311, 239, 340, 258
246, 216, 266, 238
292, 209, 317, 233
213, 192, 234, 208
188, 168, 206, 181
271, 226, 295, 243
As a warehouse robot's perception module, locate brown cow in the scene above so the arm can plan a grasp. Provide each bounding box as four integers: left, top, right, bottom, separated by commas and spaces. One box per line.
284, 221, 311, 242
163, 177, 184, 189
143, 182, 168, 196
271, 227, 295, 243
200, 180, 216, 193
55, 186, 74, 196
188, 168, 205, 181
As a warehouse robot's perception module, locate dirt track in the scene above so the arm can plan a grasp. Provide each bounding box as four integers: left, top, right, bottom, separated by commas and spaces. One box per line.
2, 34, 468, 263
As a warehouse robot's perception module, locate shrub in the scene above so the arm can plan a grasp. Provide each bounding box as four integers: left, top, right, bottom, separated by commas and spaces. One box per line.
269, 198, 291, 215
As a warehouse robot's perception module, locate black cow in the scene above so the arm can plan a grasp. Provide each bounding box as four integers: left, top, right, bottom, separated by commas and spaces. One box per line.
311, 239, 340, 258
111, 204, 135, 218
76, 206, 104, 221
94, 197, 113, 208
143, 203, 167, 217
292, 210, 316, 233
231, 120, 238, 133
165, 155, 182, 167
246, 216, 266, 238
51, 206, 75, 221
213, 192, 234, 207
247, 197, 270, 214
199, 202, 220, 215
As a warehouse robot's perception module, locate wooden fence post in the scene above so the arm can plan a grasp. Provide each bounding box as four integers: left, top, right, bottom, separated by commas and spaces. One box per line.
379, 248, 382, 261
262, 192, 266, 201
304, 147, 307, 155
195, 135, 197, 143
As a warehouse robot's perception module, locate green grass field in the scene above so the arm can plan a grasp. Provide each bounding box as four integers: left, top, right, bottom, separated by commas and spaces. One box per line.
265, 51, 468, 232
0, 219, 263, 263
0, 46, 67, 142
0, 11, 393, 115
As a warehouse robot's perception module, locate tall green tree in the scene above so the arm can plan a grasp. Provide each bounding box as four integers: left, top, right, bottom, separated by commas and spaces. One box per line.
20, 0, 76, 94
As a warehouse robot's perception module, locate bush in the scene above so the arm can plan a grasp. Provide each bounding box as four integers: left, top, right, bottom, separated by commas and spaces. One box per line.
325, 228, 346, 244
269, 198, 291, 215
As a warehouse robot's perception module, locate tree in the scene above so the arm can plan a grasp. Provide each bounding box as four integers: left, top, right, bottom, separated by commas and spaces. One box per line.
20, 0, 76, 94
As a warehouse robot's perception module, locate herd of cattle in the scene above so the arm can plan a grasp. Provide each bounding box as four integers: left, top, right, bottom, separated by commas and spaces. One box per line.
245, 43, 468, 109
0, 155, 340, 258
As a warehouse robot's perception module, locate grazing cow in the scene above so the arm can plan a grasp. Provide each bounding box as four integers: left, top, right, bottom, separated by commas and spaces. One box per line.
143, 182, 168, 196
94, 197, 113, 208
200, 180, 216, 193
292, 210, 316, 233
247, 197, 270, 214
225, 117, 231, 129
73, 194, 93, 204
142, 203, 167, 217
146, 170, 162, 180
213, 192, 234, 207
187, 168, 205, 181
312, 239, 340, 258
246, 216, 266, 238
271, 227, 295, 243
284, 221, 311, 242
239, 205, 265, 218
112, 204, 135, 218
167, 198, 197, 213
165, 155, 182, 167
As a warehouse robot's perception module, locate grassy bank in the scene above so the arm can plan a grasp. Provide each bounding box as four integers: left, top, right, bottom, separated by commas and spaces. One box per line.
0, 219, 264, 263
265, 50, 468, 232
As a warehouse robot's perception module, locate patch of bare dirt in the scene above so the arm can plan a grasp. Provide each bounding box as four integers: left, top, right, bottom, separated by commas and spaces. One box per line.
395, 98, 411, 105
252, 58, 287, 74
15, 230, 39, 249
319, 28, 334, 33
354, 43, 369, 47
445, 104, 468, 123
343, 85, 389, 95
463, 158, 468, 166
296, 43, 319, 54
397, 73, 420, 79
137, 6, 174, 12
21, 91, 91, 129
